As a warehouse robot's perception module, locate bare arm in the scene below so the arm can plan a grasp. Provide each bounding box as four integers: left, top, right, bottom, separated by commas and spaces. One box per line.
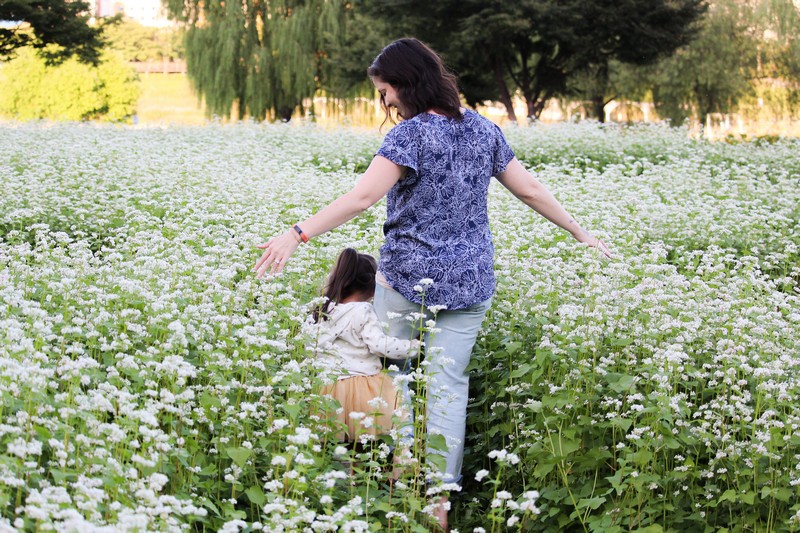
496, 158, 611, 256
253, 156, 405, 277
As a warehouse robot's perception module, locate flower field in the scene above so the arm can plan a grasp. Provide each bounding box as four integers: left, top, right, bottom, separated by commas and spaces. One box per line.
1, 121, 799, 532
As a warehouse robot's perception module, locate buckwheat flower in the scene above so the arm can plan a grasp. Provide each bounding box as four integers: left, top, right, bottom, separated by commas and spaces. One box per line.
320, 495, 333, 505
349, 411, 365, 420
497, 490, 512, 500
426, 483, 461, 495
507, 515, 520, 527
367, 396, 388, 409
413, 285, 424, 293
385, 511, 409, 523
475, 469, 490, 482
295, 453, 314, 465
428, 305, 447, 313
271, 456, 287, 467
334, 446, 348, 456
473, 528, 487, 533
419, 278, 434, 287
287, 427, 314, 445
342, 520, 369, 532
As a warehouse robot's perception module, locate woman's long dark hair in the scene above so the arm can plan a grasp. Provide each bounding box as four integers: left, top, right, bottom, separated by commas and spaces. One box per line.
312, 248, 377, 322
367, 38, 463, 124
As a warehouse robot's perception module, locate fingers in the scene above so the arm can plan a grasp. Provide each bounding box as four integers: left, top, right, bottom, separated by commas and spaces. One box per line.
254, 249, 286, 278
594, 238, 612, 259
253, 233, 297, 278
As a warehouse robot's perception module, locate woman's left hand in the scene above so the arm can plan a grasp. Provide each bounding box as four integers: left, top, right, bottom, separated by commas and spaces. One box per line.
253, 230, 300, 277
576, 229, 612, 259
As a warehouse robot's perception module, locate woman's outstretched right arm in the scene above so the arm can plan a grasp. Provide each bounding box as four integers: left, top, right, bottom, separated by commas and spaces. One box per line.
253, 156, 404, 277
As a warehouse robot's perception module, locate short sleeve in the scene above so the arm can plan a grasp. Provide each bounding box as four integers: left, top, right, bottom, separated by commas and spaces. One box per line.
376, 121, 420, 172
491, 124, 515, 176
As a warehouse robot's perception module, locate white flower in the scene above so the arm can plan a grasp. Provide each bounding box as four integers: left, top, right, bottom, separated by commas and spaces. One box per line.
475, 469, 490, 482
334, 446, 348, 456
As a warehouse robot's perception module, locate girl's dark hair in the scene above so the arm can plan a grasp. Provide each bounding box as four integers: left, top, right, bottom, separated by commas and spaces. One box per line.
367, 37, 463, 124
313, 248, 377, 322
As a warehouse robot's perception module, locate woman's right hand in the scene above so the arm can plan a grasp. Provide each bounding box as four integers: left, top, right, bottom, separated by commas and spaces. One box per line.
253, 230, 301, 277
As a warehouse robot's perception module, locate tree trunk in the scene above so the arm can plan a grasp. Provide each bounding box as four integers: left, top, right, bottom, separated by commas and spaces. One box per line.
277, 105, 294, 121
593, 95, 606, 123
526, 97, 545, 120
593, 61, 610, 122
494, 60, 517, 123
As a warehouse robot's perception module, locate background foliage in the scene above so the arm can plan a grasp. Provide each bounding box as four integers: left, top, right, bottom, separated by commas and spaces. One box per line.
0, 0, 104, 65
0, 48, 140, 122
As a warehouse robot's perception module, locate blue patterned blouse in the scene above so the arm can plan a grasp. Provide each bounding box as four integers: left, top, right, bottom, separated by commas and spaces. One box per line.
376, 109, 515, 309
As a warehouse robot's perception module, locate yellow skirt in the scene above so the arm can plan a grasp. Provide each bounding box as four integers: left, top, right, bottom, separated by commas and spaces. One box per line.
320, 373, 402, 442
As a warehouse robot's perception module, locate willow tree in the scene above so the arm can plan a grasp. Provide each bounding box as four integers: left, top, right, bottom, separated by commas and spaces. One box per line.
165, 0, 346, 121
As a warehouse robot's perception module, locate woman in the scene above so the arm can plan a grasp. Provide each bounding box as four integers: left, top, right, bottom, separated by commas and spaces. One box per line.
253, 38, 610, 530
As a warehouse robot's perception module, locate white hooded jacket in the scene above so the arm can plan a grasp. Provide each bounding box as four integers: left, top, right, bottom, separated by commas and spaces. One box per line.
305, 301, 420, 379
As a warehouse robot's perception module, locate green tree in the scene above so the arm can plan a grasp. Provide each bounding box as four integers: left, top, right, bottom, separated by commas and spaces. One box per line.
572, 0, 707, 121
358, 0, 705, 123
164, 0, 348, 121
104, 19, 184, 63
0, 48, 140, 121
650, 0, 756, 124
0, 0, 104, 65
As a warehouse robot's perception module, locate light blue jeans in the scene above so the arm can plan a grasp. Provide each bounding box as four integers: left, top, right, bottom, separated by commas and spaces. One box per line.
373, 283, 492, 485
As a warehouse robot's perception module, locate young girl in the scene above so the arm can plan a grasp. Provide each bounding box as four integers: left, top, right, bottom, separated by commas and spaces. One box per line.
307, 248, 421, 442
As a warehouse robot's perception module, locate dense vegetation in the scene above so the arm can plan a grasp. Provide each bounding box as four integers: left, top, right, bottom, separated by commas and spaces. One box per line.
1, 122, 798, 531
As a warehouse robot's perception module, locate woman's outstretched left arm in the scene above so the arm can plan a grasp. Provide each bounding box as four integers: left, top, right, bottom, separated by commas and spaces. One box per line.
496, 158, 611, 257
253, 156, 404, 277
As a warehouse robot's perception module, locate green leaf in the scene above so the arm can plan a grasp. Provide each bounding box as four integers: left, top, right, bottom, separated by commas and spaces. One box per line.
505, 341, 523, 354
762, 486, 790, 502
200, 393, 221, 409
611, 417, 633, 432
200, 497, 221, 517
609, 337, 634, 347
245, 485, 266, 506
577, 496, 606, 510
552, 437, 580, 458
51, 469, 76, 483
606, 373, 636, 393
283, 403, 302, 422
428, 433, 447, 453
225, 447, 252, 467
633, 525, 664, 533
717, 489, 737, 504
222, 502, 247, 520
533, 461, 556, 478
510, 362, 533, 378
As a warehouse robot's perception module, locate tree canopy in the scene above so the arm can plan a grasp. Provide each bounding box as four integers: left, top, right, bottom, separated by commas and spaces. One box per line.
0, 48, 140, 121
103, 19, 184, 63
356, 0, 706, 122
164, 0, 348, 121
0, 0, 104, 65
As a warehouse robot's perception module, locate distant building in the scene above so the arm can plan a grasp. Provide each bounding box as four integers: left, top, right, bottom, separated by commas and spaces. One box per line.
89, 0, 174, 27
